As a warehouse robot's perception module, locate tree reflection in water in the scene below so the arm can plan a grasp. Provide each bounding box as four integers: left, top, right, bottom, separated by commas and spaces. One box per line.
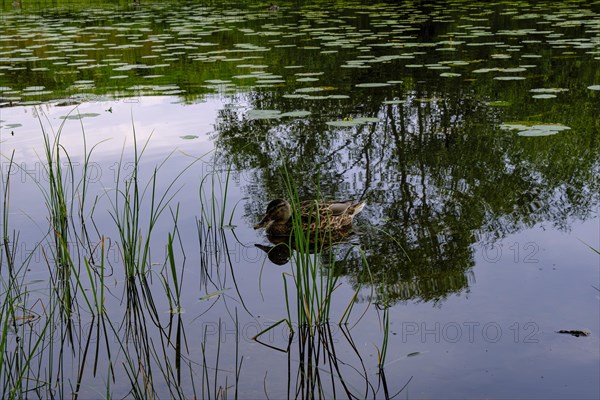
215, 85, 599, 305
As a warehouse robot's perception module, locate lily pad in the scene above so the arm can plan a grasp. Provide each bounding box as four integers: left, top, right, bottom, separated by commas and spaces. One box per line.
205, 79, 232, 84
500, 67, 527, 73
487, 101, 511, 107
299, 95, 331, 100
499, 123, 530, 131
295, 72, 324, 77
494, 76, 526, 81
530, 88, 568, 93
59, 113, 101, 120
295, 87, 327, 93
279, 110, 311, 118
22, 91, 53, 97
440, 72, 461, 77
326, 119, 360, 127
341, 64, 371, 69
180, 135, 199, 140
326, 117, 379, 127
355, 82, 391, 88
473, 68, 498, 73
517, 125, 570, 136
255, 79, 285, 84
353, 117, 379, 123
517, 129, 558, 137
23, 86, 46, 91
247, 109, 281, 120
282, 94, 306, 99
500, 122, 570, 136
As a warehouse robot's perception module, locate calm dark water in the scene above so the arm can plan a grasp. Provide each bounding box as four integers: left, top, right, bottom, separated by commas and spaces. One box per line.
1, 0, 599, 398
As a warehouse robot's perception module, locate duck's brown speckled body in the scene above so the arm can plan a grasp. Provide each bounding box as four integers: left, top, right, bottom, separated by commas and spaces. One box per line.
254, 198, 365, 237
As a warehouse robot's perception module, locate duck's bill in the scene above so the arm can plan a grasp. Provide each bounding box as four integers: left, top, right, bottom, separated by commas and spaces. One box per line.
253, 216, 269, 229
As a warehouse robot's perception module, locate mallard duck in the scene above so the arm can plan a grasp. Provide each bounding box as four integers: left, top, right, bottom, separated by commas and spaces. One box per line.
254, 198, 365, 237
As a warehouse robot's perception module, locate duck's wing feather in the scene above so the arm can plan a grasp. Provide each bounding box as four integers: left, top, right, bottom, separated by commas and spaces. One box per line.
299, 200, 363, 217
327, 201, 354, 215
298, 200, 332, 219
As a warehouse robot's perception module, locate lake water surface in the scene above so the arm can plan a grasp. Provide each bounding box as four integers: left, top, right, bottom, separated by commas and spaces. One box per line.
1, 0, 599, 398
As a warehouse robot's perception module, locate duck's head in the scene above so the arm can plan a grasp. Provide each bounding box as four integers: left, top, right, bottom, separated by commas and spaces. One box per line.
254, 199, 291, 229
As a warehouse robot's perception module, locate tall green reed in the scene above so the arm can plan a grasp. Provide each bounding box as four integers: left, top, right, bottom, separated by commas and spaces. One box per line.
1, 151, 16, 276
39, 114, 76, 316
199, 312, 243, 400
254, 165, 369, 345
281, 166, 347, 328
109, 124, 199, 279
163, 205, 184, 314
2, 110, 227, 399
195, 159, 254, 318
1, 154, 57, 399
4, 108, 193, 398
35, 109, 113, 398
198, 162, 239, 229
29, 107, 106, 319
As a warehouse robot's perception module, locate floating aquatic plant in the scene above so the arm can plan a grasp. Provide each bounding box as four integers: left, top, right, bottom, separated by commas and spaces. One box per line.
499, 122, 571, 136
